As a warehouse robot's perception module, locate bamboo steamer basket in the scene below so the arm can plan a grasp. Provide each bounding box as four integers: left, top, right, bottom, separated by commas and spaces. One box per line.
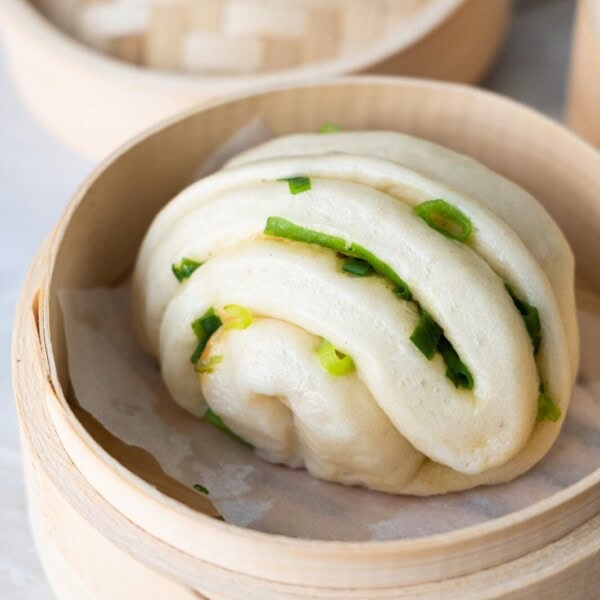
0, 0, 511, 160
12, 78, 600, 599
567, 0, 600, 147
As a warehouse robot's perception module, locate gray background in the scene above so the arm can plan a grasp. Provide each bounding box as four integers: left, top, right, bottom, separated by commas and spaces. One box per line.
0, 0, 580, 596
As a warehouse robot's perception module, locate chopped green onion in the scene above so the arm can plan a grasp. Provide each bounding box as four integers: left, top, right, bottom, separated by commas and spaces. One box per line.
223, 304, 253, 330
193, 483, 209, 495
278, 176, 311, 194
505, 284, 542, 354
410, 311, 442, 360
265, 216, 347, 251
349, 243, 412, 301
318, 122, 342, 133
203, 408, 254, 447
438, 336, 474, 390
536, 383, 561, 422
393, 285, 412, 301
410, 313, 473, 389
192, 309, 222, 340
413, 199, 473, 243
196, 355, 224, 374
172, 257, 202, 282
316, 339, 355, 376
190, 308, 222, 364
342, 257, 373, 277
264, 217, 412, 300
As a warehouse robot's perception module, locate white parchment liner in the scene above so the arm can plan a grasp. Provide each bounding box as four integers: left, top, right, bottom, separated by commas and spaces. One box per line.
58, 121, 600, 541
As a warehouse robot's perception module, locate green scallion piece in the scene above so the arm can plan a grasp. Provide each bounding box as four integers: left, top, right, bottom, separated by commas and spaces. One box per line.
265, 216, 348, 251
536, 383, 561, 422
342, 257, 373, 277
505, 284, 542, 354
264, 217, 412, 300
278, 176, 311, 194
349, 243, 412, 301
223, 304, 253, 330
193, 483, 209, 495
316, 339, 355, 376
393, 285, 412, 300
411, 311, 474, 389
172, 257, 202, 282
190, 308, 222, 364
318, 122, 342, 133
203, 408, 254, 447
438, 336, 474, 390
413, 199, 473, 243
410, 310, 442, 360
196, 355, 224, 374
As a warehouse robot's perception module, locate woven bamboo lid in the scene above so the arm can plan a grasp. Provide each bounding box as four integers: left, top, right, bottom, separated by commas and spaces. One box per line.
34, 0, 440, 74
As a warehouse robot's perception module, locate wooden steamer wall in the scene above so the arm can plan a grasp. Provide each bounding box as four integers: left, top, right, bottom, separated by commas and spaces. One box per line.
568, 0, 600, 147
0, 0, 511, 158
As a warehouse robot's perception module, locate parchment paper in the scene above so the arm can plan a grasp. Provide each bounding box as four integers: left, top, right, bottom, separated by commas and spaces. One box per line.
58, 120, 600, 541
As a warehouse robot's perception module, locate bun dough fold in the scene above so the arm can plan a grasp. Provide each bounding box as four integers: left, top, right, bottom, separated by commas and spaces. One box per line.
133, 132, 578, 495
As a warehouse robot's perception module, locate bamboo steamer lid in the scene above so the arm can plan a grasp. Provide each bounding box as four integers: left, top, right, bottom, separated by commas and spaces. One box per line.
0, 0, 511, 159
13, 78, 600, 599
31, 0, 450, 74
567, 0, 600, 147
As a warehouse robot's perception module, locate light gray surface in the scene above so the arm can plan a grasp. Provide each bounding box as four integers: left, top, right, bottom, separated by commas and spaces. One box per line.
0, 0, 577, 597
486, 0, 576, 120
